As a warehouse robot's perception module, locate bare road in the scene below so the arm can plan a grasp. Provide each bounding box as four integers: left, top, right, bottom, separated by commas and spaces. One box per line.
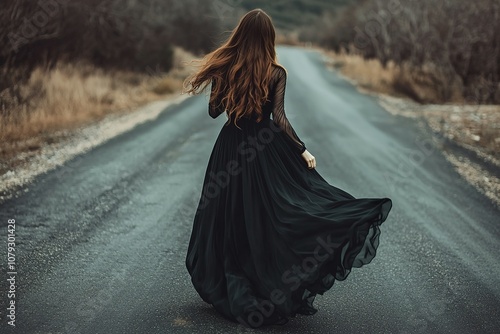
1, 46, 499, 334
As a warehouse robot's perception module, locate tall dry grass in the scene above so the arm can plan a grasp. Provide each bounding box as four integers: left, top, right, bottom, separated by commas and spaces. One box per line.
0, 47, 195, 160
323, 50, 397, 96
323, 50, 467, 103
322, 49, 500, 161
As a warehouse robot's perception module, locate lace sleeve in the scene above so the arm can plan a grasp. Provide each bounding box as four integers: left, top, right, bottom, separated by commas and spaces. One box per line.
208, 79, 225, 119
271, 67, 306, 153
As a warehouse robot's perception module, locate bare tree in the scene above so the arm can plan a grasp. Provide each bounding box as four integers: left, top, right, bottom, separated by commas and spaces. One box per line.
311, 0, 500, 103
0, 0, 223, 112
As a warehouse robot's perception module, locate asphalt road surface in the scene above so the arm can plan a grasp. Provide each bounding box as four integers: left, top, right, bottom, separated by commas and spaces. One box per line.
1, 46, 499, 334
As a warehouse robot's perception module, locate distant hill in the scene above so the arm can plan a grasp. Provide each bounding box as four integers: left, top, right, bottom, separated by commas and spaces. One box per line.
239, 0, 353, 30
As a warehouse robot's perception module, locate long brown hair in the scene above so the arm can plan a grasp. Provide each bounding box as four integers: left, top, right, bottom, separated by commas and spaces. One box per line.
183, 9, 284, 126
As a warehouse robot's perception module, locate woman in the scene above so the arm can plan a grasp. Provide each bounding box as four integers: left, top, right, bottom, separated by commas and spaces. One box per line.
183, 9, 392, 328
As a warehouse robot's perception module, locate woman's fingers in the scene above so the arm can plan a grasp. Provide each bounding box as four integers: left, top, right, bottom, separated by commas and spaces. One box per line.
301, 150, 316, 169
308, 157, 316, 169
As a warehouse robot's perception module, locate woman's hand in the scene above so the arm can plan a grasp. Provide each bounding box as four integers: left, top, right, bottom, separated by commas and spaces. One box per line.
301, 150, 316, 169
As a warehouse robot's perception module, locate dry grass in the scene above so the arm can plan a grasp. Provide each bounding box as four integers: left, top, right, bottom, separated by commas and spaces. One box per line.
152, 76, 182, 95
322, 50, 399, 95
0, 46, 195, 162
276, 32, 304, 47
322, 50, 466, 104
321, 49, 499, 160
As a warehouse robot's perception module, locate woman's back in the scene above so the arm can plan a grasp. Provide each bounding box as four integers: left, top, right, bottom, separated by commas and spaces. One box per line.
209, 64, 306, 153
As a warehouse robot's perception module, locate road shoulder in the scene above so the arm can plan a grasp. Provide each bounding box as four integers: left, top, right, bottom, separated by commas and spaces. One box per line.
0, 94, 189, 201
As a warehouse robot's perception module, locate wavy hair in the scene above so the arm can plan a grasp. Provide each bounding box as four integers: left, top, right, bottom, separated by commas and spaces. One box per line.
183, 9, 284, 126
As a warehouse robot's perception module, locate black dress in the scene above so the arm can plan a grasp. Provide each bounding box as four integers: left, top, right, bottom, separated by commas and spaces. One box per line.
185, 65, 392, 328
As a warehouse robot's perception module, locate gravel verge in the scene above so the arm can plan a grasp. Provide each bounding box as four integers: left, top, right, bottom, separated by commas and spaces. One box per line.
0, 94, 188, 201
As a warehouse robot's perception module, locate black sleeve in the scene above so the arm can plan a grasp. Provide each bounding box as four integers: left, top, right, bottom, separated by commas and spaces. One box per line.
271, 67, 306, 153
208, 79, 225, 119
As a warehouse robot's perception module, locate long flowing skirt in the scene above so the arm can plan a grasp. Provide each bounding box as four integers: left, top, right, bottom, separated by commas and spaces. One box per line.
185, 118, 392, 328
